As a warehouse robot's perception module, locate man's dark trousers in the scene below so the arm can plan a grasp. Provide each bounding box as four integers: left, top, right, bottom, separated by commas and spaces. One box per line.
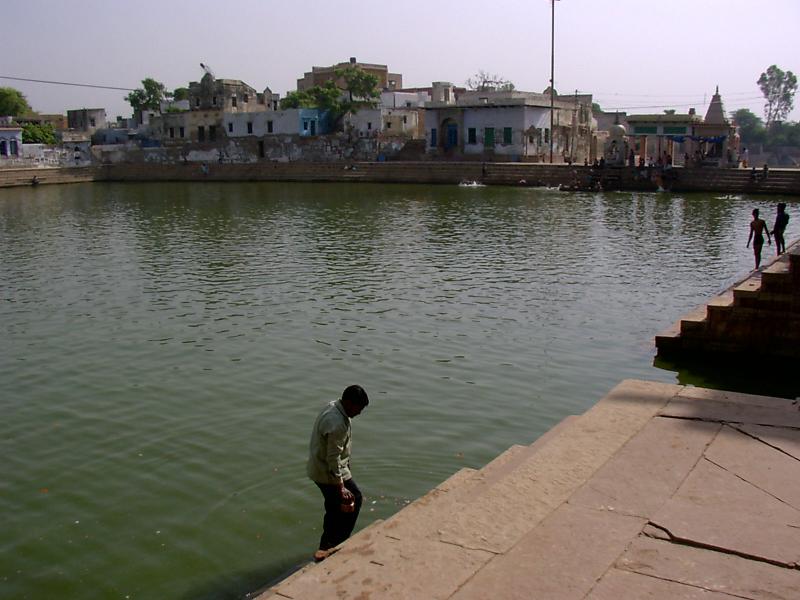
315, 478, 363, 550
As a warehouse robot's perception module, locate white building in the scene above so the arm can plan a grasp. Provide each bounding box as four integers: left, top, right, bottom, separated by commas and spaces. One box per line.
0, 127, 23, 159
424, 83, 596, 162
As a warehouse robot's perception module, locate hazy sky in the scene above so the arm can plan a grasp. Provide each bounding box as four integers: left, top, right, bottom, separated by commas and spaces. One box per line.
4, 0, 799, 122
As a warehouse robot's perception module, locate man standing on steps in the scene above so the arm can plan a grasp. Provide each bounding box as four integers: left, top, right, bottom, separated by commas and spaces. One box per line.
746, 208, 771, 269
307, 385, 369, 562
773, 203, 789, 256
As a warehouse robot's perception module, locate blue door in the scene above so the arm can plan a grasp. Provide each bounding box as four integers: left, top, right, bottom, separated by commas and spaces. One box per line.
446, 124, 458, 149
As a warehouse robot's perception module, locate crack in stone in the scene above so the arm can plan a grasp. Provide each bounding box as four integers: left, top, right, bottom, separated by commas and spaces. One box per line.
703, 456, 800, 512
616, 564, 760, 600
438, 537, 500, 555
644, 519, 797, 570
729, 423, 800, 464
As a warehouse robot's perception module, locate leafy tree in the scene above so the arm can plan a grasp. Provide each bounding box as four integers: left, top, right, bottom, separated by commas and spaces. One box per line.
280, 90, 315, 109
0, 87, 32, 116
172, 87, 190, 101
21, 123, 56, 144
663, 109, 676, 115
591, 102, 602, 113
757, 65, 797, 128
466, 70, 515, 92
731, 108, 766, 145
334, 66, 380, 109
125, 78, 167, 113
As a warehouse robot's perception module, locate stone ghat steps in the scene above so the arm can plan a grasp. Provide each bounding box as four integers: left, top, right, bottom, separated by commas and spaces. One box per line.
254, 380, 680, 600
0, 167, 97, 187
656, 240, 800, 360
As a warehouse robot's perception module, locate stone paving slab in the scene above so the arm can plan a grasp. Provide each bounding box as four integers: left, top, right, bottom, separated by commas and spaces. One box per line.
660, 396, 800, 428
569, 416, 719, 518
270, 529, 493, 600
650, 495, 800, 567
705, 424, 800, 510
436, 380, 677, 553
585, 568, 743, 599
450, 504, 646, 600
616, 535, 800, 600
736, 422, 800, 461
672, 458, 800, 522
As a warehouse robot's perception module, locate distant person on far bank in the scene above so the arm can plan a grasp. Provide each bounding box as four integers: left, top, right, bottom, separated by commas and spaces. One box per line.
747, 208, 771, 269
772, 203, 789, 255
307, 384, 369, 562
742, 147, 749, 168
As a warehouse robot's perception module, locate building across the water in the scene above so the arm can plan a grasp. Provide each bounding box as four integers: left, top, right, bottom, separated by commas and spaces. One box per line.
603, 87, 738, 167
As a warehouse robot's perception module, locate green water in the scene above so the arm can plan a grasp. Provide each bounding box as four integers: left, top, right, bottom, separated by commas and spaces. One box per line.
1, 182, 796, 599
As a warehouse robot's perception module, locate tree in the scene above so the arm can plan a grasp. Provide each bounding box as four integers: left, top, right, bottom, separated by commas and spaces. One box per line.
731, 108, 765, 145
757, 65, 797, 128
466, 70, 515, 92
125, 78, 167, 113
591, 102, 603, 113
21, 123, 56, 144
334, 66, 380, 110
663, 109, 676, 115
172, 87, 189, 101
0, 87, 32, 117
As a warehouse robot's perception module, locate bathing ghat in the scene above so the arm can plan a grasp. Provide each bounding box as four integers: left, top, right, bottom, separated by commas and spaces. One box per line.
255, 379, 800, 599
255, 243, 800, 599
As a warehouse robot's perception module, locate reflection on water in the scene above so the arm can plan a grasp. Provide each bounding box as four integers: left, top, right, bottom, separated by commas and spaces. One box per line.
1, 182, 796, 599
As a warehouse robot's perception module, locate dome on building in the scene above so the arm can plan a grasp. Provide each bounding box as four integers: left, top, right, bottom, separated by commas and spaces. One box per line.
610, 122, 627, 137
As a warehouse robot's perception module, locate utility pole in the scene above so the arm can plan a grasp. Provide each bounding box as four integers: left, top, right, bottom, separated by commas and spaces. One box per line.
549, 0, 558, 163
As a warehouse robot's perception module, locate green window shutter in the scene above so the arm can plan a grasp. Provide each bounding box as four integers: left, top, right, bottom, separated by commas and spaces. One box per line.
484, 127, 495, 146
503, 127, 512, 144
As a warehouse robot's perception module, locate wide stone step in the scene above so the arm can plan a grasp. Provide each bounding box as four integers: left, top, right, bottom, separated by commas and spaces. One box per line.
256, 380, 677, 600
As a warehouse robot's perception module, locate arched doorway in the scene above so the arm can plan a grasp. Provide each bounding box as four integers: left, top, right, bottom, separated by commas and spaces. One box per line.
441, 118, 458, 151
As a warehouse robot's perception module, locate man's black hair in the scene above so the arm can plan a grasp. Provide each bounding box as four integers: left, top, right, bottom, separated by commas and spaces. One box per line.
342, 384, 369, 407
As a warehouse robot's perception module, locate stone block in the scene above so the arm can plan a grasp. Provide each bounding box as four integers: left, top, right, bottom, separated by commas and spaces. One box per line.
569, 416, 719, 518
616, 535, 800, 599
586, 567, 742, 599
435, 380, 678, 553
451, 504, 646, 600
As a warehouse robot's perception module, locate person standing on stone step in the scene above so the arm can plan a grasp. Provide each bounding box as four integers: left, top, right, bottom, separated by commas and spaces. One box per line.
307, 384, 369, 562
772, 203, 789, 256
747, 208, 771, 269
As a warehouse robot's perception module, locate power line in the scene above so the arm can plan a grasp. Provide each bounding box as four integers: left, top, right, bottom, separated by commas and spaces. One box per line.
0, 75, 136, 92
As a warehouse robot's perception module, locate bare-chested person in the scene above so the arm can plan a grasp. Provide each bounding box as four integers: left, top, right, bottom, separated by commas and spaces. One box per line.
746, 208, 772, 269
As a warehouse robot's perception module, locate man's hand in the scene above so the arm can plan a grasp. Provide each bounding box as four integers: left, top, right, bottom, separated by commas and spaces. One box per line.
339, 483, 354, 503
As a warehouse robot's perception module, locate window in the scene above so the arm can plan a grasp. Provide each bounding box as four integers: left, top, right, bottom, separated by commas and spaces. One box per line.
258, 140, 265, 157
228, 122, 233, 133
179, 127, 185, 138
367, 122, 372, 130
243, 94, 249, 103
195, 98, 200, 107
169, 127, 175, 138
484, 127, 495, 147
0, 140, 6, 156
231, 96, 237, 108
544, 129, 550, 143
10, 140, 18, 155
213, 96, 217, 106
247, 122, 253, 134
267, 120, 273, 133
303, 121, 309, 131
430, 128, 437, 148
198, 126, 205, 142
503, 127, 512, 144
209, 125, 216, 141
386, 122, 392, 129
90, 118, 96, 127
403, 116, 407, 124
468, 128, 477, 144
